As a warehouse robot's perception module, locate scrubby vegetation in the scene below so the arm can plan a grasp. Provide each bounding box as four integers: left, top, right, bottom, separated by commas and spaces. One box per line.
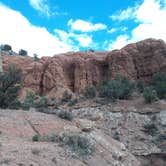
84, 85, 96, 98
61, 90, 72, 102
143, 87, 158, 103
58, 110, 74, 121
143, 123, 158, 136
22, 92, 49, 110
0, 64, 22, 109
99, 75, 134, 99
152, 73, 166, 99
32, 132, 95, 157
32, 134, 41, 142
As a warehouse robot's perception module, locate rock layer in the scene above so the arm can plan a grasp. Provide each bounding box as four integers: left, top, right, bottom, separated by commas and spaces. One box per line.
2, 38, 166, 97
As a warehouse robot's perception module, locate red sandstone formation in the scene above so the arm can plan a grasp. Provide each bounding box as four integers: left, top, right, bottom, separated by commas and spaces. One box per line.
2, 38, 166, 97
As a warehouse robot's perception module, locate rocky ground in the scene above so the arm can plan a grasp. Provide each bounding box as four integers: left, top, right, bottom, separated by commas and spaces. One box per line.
0, 97, 166, 166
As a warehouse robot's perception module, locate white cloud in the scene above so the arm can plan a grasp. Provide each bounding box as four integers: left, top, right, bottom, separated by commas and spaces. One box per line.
108, 27, 127, 34
110, 7, 138, 21
109, 0, 166, 50
0, 3, 77, 57
68, 19, 107, 32
54, 29, 93, 47
108, 28, 117, 34
108, 35, 129, 50
29, 0, 50, 17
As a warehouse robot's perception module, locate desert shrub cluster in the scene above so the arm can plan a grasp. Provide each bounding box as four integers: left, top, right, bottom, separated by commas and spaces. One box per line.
32, 132, 95, 157
84, 73, 166, 104
84, 75, 134, 100
0, 64, 22, 109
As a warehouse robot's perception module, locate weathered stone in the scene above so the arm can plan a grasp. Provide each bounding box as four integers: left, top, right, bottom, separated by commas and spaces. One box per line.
2, 38, 166, 97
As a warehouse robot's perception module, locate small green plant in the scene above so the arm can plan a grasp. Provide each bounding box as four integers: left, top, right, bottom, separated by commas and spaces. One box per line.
68, 99, 77, 106
112, 131, 120, 141
31, 132, 95, 157
84, 85, 96, 98
0, 64, 22, 109
99, 75, 134, 100
22, 91, 36, 110
58, 110, 74, 121
35, 96, 48, 108
143, 87, 158, 103
61, 90, 72, 102
42, 133, 59, 142
60, 133, 95, 157
0, 158, 12, 164
136, 80, 145, 93
143, 123, 158, 136
152, 73, 166, 99
32, 134, 41, 142
31, 148, 40, 155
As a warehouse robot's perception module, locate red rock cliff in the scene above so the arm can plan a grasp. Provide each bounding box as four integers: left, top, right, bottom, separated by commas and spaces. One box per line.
2, 38, 166, 97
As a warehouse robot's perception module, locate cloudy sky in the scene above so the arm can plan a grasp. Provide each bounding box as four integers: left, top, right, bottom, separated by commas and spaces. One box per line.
0, 0, 165, 57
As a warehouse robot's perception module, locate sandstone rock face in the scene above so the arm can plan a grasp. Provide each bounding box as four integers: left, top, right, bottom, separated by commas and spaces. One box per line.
2, 38, 166, 97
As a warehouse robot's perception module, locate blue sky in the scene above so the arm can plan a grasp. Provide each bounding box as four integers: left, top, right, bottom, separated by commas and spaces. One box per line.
0, 0, 165, 57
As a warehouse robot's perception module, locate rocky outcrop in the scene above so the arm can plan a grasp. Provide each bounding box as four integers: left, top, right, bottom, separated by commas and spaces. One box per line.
2, 38, 166, 97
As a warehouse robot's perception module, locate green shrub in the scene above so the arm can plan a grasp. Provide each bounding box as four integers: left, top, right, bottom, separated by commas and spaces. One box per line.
32, 132, 95, 157
136, 80, 145, 93
99, 75, 134, 99
61, 90, 72, 102
84, 85, 96, 98
22, 92, 48, 110
31, 148, 40, 155
68, 98, 77, 106
143, 87, 158, 103
22, 91, 36, 110
32, 134, 41, 142
60, 133, 95, 156
35, 96, 48, 108
42, 133, 59, 142
152, 73, 166, 99
0, 64, 22, 109
143, 123, 158, 136
58, 110, 74, 121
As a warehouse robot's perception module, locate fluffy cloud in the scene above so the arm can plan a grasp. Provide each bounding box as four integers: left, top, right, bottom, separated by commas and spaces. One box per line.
109, 0, 166, 50
108, 35, 129, 50
110, 7, 137, 21
29, 0, 50, 17
0, 3, 77, 57
54, 29, 93, 47
68, 19, 107, 32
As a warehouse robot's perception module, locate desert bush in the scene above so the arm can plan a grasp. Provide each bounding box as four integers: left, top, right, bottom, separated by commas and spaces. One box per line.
42, 133, 59, 142
60, 133, 95, 156
32, 134, 41, 142
31, 148, 40, 155
143, 123, 158, 136
22, 92, 49, 110
152, 73, 166, 99
84, 85, 96, 98
0, 64, 22, 109
99, 75, 134, 99
32, 132, 95, 157
58, 110, 74, 121
22, 91, 36, 110
143, 87, 158, 103
136, 80, 145, 93
1, 44, 12, 51
35, 96, 48, 108
68, 98, 77, 106
19, 49, 27, 56
61, 90, 72, 102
